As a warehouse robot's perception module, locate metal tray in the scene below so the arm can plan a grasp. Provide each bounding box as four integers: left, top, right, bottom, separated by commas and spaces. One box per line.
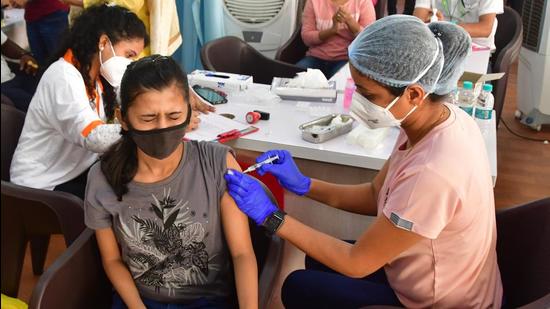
299, 114, 354, 143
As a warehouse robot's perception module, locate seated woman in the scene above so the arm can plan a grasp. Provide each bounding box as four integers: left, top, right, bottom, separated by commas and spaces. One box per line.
9, 4, 148, 199
84, 55, 258, 308
298, 0, 376, 78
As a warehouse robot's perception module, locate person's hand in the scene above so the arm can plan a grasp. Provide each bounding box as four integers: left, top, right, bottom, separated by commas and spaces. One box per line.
19, 54, 38, 75
185, 110, 200, 132
436, 10, 444, 21
189, 87, 216, 114
225, 170, 278, 226
8, 0, 27, 8
255, 150, 311, 196
331, 10, 343, 32
337, 6, 355, 26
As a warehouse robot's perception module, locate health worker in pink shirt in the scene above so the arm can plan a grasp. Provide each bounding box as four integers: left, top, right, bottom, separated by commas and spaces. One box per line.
225, 16, 503, 308
297, 0, 376, 78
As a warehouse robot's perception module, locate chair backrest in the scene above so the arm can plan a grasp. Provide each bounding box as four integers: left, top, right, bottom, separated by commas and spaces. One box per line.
28, 229, 112, 309
374, 0, 387, 19
496, 197, 550, 308
275, 22, 308, 65
201, 36, 305, 84
28, 181, 283, 309
1, 181, 85, 297
491, 6, 523, 127
1, 104, 25, 181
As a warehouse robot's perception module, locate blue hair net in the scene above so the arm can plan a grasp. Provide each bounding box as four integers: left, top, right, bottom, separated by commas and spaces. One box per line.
348, 15, 471, 95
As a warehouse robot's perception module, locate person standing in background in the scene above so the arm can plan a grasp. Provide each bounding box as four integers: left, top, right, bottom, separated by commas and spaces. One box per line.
387, 0, 416, 15
9, 0, 69, 65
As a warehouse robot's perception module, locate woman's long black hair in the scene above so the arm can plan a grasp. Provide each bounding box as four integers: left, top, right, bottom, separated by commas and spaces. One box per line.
101, 55, 190, 201
51, 4, 148, 121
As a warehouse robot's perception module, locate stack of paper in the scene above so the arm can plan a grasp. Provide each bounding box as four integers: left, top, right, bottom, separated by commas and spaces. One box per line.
185, 112, 249, 142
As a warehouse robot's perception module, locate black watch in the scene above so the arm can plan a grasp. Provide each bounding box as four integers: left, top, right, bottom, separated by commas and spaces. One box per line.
262, 209, 286, 235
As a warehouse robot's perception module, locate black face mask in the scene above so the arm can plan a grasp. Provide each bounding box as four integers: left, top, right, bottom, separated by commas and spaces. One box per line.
127, 105, 192, 160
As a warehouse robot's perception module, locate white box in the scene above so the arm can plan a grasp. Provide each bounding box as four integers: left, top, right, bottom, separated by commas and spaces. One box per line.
187, 70, 253, 92
271, 77, 337, 103
464, 43, 492, 75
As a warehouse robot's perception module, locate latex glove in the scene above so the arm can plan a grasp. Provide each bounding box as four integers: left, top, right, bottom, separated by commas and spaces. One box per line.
255, 150, 311, 196
225, 170, 278, 226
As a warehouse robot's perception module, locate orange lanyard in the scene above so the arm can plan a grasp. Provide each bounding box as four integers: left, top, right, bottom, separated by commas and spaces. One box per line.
63, 49, 104, 116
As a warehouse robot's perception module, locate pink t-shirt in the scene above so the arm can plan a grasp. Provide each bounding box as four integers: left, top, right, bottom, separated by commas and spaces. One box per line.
301, 0, 376, 61
378, 104, 503, 308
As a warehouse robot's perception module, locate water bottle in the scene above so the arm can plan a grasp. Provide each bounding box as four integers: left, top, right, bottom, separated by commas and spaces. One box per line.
458, 81, 476, 116
343, 78, 356, 111
475, 83, 494, 120
449, 87, 460, 105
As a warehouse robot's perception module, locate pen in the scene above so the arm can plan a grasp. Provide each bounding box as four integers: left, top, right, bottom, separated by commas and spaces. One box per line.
242, 155, 280, 174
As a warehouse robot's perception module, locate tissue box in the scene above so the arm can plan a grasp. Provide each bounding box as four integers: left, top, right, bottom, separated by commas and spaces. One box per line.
187, 70, 253, 92
271, 77, 337, 103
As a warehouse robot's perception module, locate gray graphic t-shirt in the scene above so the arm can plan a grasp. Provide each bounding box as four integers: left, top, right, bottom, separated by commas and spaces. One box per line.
85, 141, 234, 303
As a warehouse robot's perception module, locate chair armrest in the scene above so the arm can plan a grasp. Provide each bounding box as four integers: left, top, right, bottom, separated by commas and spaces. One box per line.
517, 293, 550, 309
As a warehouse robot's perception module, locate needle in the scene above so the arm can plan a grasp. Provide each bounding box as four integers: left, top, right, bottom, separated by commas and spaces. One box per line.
242, 155, 280, 174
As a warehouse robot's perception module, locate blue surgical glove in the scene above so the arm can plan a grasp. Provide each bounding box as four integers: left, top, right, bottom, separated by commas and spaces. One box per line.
255, 150, 311, 196
224, 169, 278, 226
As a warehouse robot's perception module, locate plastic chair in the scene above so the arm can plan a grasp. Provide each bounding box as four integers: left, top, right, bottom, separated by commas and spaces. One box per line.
496, 197, 550, 308
491, 6, 523, 127
1, 103, 86, 297
29, 182, 284, 309
1, 104, 25, 182
200, 36, 305, 85
1, 181, 85, 297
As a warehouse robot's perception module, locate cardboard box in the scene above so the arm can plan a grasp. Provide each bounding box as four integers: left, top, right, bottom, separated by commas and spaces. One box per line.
459, 71, 505, 97
271, 77, 337, 103
187, 70, 253, 92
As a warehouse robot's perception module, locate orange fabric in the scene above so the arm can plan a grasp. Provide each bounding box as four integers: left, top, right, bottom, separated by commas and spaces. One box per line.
63, 49, 104, 115
81, 120, 104, 138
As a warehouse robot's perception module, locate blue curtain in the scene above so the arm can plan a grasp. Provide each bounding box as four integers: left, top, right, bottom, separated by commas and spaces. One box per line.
173, 0, 226, 73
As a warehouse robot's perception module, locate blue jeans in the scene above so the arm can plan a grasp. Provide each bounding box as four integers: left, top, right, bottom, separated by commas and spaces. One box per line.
0, 70, 38, 112
296, 56, 347, 79
26, 10, 68, 65
282, 254, 403, 308
111, 292, 233, 309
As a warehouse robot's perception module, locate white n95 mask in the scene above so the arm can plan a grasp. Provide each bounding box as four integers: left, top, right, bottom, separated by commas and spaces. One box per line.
99, 39, 131, 88
350, 92, 417, 129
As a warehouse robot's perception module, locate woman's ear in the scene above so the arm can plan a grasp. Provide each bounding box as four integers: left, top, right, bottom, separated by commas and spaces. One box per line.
406, 84, 427, 108
98, 34, 109, 51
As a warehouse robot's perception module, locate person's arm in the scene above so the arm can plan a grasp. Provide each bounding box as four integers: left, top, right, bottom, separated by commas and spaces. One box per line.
305, 159, 390, 216
59, 0, 83, 6
278, 213, 423, 278
221, 154, 258, 309
1, 33, 38, 75
458, 13, 496, 38
96, 228, 146, 309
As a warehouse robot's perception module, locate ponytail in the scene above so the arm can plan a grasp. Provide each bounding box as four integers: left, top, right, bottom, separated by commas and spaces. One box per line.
100, 132, 138, 201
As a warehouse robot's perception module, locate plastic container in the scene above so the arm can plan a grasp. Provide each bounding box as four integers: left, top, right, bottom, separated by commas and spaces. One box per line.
458, 81, 476, 116
343, 78, 356, 111
475, 83, 494, 120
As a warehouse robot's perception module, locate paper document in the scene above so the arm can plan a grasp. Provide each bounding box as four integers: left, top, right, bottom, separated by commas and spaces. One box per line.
185, 112, 249, 142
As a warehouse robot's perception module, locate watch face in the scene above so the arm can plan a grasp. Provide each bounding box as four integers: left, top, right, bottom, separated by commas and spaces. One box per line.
264, 210, 285, 234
